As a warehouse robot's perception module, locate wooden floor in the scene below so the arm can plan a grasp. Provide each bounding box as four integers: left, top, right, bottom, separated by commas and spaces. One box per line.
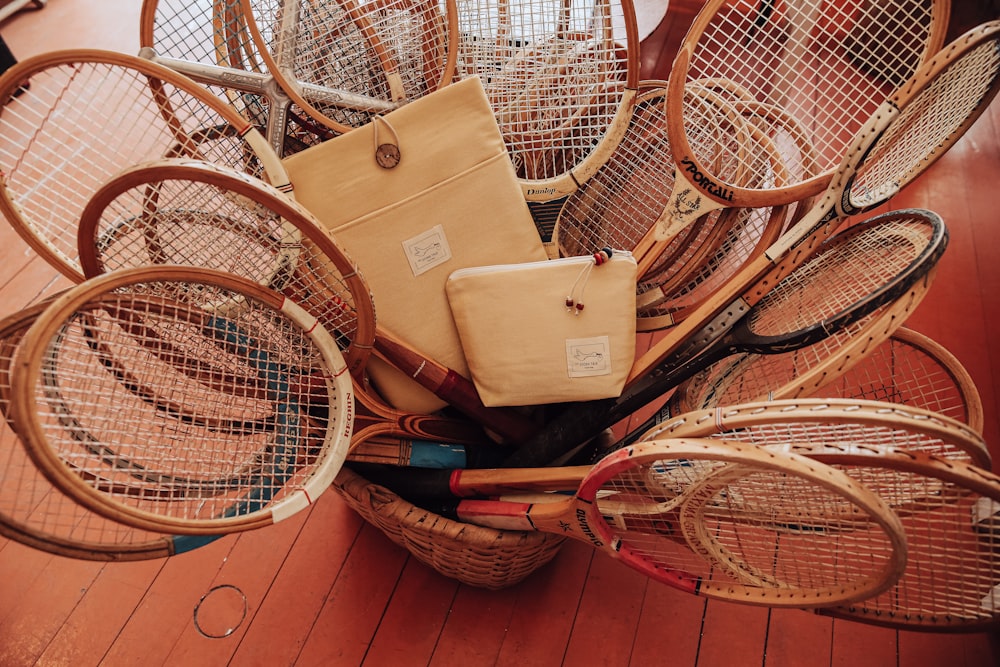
1, 1, 1000, 665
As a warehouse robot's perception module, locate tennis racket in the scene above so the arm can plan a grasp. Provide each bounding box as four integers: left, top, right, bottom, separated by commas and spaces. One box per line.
0, 48, 289, 282
352, 437, 907, 607
669, 322, 986, 431
550, 81, 790, 289
628, 20, 1000, 391
0, 297, 242, 560
138, 0, 337, 157
587, 262, 940, 463
76, 157, 539, 443
239, 0, 458, 134
9, 266, 355, 536
452, 0, 640, 229
630, 0, 949, 269
503, 207, 947, 466
638, 406, 1000, 630
77, 157, 375, 378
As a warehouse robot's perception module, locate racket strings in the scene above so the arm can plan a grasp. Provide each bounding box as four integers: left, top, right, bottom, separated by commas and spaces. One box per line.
453, 0, 635, 181
147, 0, 263, 71
18, 279, 341, 524
808, 329, 983, 432
555, 90, 674, 257
743, 215, 936, 339
850, 39, 1000, 209
685, 0, 936, 179
0, 59, 278, 278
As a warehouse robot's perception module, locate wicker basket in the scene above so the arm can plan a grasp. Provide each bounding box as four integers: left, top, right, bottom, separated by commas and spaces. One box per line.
332, 467, 567, 589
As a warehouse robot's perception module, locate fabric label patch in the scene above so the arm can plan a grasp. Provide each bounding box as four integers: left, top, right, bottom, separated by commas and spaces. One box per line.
566, 336, 612, 378
402, 224, 452, 276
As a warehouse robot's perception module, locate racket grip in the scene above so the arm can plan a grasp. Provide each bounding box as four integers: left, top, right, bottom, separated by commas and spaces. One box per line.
344, 462, 456, 499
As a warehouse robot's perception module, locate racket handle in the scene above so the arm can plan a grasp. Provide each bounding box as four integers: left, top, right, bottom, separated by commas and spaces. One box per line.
348, 436, 507, 469
373, 332, 541, 443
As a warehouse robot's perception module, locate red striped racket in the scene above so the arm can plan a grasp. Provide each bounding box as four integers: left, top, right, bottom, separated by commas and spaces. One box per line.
0, 48, 289, 282
350, 437, 907, 607
641, 405, 1000, 630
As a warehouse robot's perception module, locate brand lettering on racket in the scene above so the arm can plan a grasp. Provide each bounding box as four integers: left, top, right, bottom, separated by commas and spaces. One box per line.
527, 188, 558, 196
576, 508, 604, 547
679, 157, 734, 202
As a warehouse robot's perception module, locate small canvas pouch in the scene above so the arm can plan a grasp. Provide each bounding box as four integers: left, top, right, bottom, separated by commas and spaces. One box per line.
446, 251, 637, 406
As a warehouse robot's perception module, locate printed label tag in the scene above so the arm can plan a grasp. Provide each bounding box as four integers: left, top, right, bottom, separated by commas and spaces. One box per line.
566, 336, 612, 378
402, 224, 452, 276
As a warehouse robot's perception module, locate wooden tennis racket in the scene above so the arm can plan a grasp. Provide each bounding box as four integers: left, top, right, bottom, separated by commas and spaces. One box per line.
807, 326, 985, 434
503, 207, 947, 466
0, 48, 289, 282
630, 0, 949, 270
635, 398, 990, 470
0, 297, 245, 560
351, 437, 907, 608
9, 266, 355, 536
77, 157, 375, 378
638, 406, 1000, 630
239, 0, 458, 134
451, 0, 640, 237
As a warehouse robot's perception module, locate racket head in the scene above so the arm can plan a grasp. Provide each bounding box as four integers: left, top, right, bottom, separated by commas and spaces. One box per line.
663, 208, 946, 386
453, 0, 640, 197
552, 81, 674, 259
661, 0, 949, 221
0, 48, 288, 282
572, 437, 908, 607
0, 298, 225, 560
239, 0, 457, 134
840, 20, 1000, 216
739, 209, 946, 348
9, 266, 355, 535
807, 326, 985, 435
76, 157, 376, 378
